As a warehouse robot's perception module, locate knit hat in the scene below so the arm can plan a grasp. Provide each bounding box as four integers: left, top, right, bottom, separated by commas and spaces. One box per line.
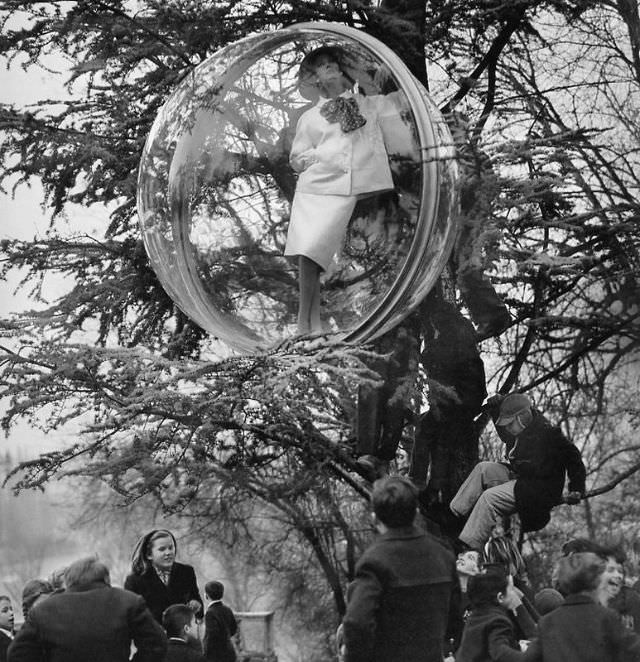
496, 394, 532, 425
534, 588, 564, 615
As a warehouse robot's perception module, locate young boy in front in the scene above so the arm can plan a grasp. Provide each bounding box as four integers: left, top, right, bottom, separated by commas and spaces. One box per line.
456, 569, 531, 662
162, 604, 206, 662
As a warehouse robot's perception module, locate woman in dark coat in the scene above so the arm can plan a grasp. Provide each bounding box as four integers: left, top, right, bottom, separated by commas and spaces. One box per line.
124, 529, 203, 624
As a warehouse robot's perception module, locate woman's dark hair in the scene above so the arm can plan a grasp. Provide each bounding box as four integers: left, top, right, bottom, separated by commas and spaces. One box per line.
556, 552, 604, 595
130, 529, 177, 576
467, 569, 509, 608
297, 45, 356, 100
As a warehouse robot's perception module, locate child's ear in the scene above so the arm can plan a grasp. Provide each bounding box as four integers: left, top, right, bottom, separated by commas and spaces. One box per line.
496, 591, 505, 604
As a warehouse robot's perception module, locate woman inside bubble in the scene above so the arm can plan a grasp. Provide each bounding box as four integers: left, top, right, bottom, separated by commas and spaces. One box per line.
284, 45, 412, 335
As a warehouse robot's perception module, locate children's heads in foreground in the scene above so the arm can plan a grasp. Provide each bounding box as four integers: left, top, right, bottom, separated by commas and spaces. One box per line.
0, 596, 14, 633
163, 604, 198, 643
205, 580, 225, 601
371, 476, 418, 529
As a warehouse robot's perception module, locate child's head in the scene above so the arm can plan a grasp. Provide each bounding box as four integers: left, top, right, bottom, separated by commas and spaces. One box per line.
467, 570, 508, 608
0, 596, 14, 633
456, 550, 480, 577
556, 552, 605, 596
162, 604, 198, 642
467, 569, 520, 611
371, 476, 418, 529
205, 580, 225, 601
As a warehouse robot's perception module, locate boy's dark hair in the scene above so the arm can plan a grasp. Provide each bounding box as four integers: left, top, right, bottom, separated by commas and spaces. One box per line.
556, 552, 604, 595
467, 569, 509, 608
371, 476, 417, 528
162, 604, 194, 638
205, 580, 225, 601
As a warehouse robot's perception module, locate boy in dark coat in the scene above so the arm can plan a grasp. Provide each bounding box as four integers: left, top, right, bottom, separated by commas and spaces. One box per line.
203, 581, 237, 662
456, 569, 530, 662
162, 604, 206, 662
525, 553, 640, 662
342, 475, 457, 662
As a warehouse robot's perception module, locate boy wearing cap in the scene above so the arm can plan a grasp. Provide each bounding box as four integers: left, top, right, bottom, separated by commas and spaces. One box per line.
450, 392, 586, 550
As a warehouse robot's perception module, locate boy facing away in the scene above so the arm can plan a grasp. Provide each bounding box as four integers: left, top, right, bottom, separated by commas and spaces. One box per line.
162, 604, 205, 662
203, 581, 237, 662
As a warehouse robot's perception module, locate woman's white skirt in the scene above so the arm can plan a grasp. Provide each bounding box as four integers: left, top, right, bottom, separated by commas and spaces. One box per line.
285, 192, 358, 271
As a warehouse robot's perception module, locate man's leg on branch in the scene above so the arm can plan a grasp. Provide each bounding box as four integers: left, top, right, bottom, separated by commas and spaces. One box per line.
457, 479, 517, 551
450, 461, 511, 517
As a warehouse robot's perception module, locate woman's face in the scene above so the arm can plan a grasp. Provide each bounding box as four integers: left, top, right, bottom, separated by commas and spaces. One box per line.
597, 556, 623, 605
313, 55, 343, 87
147, 534, 176, 571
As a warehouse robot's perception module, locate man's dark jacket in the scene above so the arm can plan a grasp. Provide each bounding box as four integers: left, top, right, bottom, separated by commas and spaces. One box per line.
124, 562, 203, 623
7, 582, 167, 662
203, 602, 237, 662
342, 525, 456, 662
524, 593, 640, 662
492, 408, 586, 531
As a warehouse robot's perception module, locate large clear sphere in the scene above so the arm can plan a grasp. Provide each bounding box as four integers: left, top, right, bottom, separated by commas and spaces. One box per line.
138, 22, 458, 352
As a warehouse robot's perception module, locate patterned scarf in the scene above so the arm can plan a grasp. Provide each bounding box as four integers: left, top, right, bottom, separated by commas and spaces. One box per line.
320, 96, 367, 133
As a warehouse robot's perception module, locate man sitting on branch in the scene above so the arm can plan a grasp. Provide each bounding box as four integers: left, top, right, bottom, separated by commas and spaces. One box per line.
449, 393, 586, 551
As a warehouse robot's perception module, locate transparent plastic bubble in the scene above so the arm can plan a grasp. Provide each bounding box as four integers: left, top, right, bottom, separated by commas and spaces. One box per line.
138, 22, 458, 352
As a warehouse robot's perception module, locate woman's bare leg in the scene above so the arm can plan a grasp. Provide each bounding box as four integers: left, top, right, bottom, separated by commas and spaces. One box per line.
298, 255, 322, 334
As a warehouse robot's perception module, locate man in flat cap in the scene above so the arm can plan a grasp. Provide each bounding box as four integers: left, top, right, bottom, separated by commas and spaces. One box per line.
449, 393, 586, 550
